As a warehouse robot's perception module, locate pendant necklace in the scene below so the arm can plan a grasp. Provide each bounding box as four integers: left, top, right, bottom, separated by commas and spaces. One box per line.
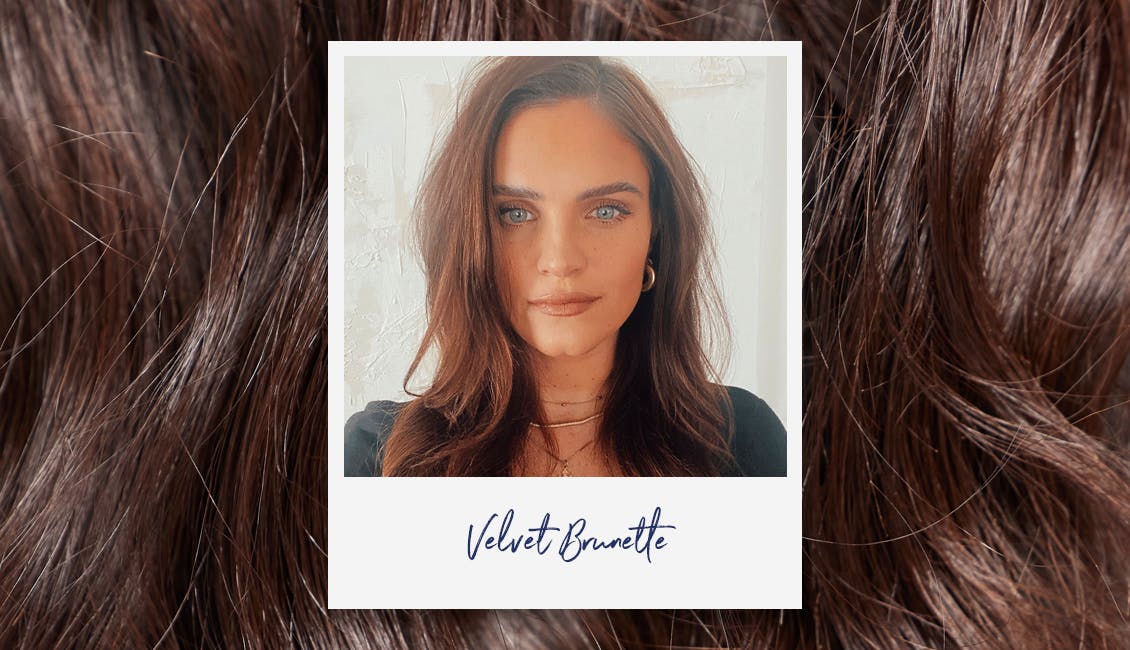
538, 435, 598, 477
530, 411, 603, 476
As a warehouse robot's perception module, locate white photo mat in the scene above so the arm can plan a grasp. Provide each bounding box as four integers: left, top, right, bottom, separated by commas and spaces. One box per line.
328, 41, 802, 609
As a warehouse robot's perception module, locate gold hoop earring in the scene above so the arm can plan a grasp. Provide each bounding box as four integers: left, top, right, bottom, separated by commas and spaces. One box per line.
641, 258, 656, 292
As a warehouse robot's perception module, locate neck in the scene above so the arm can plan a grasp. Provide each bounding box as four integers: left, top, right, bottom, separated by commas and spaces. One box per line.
521, 339, 618, 477
532, 338, 616, 415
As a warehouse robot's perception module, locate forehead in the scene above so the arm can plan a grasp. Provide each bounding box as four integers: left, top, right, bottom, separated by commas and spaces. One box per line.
492, 99, 649, 194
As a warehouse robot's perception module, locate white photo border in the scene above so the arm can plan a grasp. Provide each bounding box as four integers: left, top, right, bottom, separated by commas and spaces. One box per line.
328, 41, 802, 609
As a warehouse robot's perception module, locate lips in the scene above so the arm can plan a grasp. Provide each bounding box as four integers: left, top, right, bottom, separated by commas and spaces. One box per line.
528, 292, 599, 317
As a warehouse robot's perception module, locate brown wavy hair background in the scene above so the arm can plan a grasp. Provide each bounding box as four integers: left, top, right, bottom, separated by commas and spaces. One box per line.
0, 0, 1127, 648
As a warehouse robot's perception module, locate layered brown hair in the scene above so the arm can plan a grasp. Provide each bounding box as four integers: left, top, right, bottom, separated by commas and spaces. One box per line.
1, 0, 1127, 648
381, 56, 734, 476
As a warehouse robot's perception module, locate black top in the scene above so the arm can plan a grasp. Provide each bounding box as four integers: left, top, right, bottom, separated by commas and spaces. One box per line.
344, 385, 786, 477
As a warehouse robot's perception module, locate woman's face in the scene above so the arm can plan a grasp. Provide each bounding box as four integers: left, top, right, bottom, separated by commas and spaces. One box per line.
491, 99, 653, 362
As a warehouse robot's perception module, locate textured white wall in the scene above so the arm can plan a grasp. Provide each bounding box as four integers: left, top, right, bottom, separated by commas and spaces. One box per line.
343, 56, 788, 424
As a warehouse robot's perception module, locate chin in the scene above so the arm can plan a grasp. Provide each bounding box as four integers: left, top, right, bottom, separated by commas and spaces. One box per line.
529, 334, 601, 359
533, 342, 592, 359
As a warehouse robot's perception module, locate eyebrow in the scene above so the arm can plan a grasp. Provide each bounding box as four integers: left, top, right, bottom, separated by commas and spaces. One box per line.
491, 181, 644, 202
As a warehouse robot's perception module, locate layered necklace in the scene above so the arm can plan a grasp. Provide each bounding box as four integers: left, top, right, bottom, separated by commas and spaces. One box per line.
531, 394, 603, 477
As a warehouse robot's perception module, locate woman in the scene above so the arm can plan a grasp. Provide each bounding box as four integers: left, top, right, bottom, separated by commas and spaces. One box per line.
345, 56, 786, 477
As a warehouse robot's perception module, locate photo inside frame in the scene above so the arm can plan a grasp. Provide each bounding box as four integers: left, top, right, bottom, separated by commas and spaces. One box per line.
329, 41, 801, 609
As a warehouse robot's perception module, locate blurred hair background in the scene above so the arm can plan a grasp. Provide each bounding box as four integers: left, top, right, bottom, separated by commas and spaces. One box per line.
0, 1, 1126, 647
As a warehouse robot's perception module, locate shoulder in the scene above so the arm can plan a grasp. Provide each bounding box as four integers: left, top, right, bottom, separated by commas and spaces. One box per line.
723, 385, 787, 477
344, 400, 405, 477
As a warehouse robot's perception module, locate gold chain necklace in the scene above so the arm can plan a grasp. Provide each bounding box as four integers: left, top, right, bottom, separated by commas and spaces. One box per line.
531, 411, 603, 429
537, 435, 598, 477
540, 394, 605, 408
530, 411, 603, 476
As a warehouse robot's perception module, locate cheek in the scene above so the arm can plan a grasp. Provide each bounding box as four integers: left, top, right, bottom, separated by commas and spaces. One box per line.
600, 251, 648, 314
609, 266, 643, 310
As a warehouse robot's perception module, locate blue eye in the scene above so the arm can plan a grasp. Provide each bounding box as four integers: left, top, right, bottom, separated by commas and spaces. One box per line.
499, 207, 533, 225
590, 203, 630, 221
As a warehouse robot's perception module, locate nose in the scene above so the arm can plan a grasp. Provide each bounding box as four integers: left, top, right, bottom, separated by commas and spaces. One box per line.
536, 214, 586, 277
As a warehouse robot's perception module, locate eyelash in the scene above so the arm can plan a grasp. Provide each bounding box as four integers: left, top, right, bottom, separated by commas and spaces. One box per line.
589, 200, 632, 223
495, 201, 633, 228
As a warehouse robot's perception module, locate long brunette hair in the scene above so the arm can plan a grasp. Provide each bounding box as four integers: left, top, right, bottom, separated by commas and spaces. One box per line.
1, 0, 1128, 648
381, 56, 733, 476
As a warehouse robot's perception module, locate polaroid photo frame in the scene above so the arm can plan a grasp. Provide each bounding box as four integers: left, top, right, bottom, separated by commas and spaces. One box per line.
329, 41, 801, 609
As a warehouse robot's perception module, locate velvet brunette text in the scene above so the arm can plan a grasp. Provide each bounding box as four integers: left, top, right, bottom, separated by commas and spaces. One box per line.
466, 506, 674, 563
